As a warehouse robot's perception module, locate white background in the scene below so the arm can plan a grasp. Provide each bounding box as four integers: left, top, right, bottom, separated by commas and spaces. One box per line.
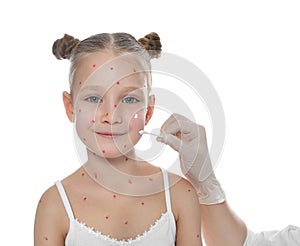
1, 0, 300, 244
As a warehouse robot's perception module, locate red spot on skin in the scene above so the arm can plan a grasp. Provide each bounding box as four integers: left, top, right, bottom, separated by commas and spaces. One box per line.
83, 197, 87, 201
105, 215, 110, 220
116, 81, 120, 85
44, 236, 48, 241
113, 194, 117, 198
128, 179, 133, 184
141, 202, 145, 206
187, 189, 191, 192
105, 112, 109, 116
124, 220, 128, 225
125, 157, 129, 161
102, 150, 106, 154
92, 64, 96, 68
110, 67, 114, 70
79, 81, 82, 85
81, 172, 85, 177
91, 120, 95, 123
114, 104, 117, 108
148, 178, 153, 181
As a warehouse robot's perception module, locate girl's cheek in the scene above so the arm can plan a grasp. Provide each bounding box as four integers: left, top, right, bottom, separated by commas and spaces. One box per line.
74, 104, 97, 137
130, 111, 145, 126
75, 100, 98, 121
129, 111, 145, 141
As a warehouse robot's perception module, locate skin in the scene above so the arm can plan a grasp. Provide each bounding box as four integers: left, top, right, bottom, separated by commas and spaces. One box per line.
200, 202, 247, 246
34, 51, 202, 245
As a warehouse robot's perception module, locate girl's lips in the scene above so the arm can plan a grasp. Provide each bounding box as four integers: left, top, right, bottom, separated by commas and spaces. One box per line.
96, 132, 126, 139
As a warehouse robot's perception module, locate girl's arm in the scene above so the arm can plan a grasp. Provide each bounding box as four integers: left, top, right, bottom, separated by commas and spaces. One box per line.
171, 177, 203, 246
34, 186, 67, 246
191, 173, 248, 246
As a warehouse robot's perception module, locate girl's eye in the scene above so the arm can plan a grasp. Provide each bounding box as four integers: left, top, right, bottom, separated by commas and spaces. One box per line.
122, 97, 139, 104
85, 96, 102, 103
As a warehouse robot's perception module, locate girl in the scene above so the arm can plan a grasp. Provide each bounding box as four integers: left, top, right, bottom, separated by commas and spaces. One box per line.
34, 32, 202, 246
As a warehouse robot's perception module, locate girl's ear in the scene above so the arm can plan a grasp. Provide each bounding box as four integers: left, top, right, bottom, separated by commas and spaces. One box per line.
145, 95, 155, 125
62, 91, 74, 122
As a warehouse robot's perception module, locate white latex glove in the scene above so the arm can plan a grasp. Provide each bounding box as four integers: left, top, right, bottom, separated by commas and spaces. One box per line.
158, 113, 225, 204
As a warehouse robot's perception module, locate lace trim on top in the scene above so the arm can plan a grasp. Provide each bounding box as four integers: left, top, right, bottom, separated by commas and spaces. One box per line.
73, 212, 169, 245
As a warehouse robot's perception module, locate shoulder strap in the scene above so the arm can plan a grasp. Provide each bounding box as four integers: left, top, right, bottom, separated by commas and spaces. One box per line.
161, 169, 172, 212
55, 181, 74, 220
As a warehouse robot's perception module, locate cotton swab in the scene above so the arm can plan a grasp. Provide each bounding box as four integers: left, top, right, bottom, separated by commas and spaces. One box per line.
139, 130, 162, 138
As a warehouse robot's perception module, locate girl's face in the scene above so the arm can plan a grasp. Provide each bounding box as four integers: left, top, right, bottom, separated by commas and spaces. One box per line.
63, 51, 154, 158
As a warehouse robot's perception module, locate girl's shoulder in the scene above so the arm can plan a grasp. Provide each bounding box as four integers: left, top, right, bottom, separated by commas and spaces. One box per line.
37, 166, 84, 214
35, 182, 70, 240
34, 168, 86, 244
167, 170, 196, 193
38, 182, 67, 214
166, 171, 199, 219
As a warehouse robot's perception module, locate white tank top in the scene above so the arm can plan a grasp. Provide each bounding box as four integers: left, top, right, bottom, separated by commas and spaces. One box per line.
55, 169, 176, 245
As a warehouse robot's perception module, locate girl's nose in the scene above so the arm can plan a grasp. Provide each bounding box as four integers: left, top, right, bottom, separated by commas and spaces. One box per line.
99, 102, 122, 125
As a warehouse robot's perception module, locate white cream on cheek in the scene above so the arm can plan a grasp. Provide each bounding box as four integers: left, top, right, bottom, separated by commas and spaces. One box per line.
129, 111, 146, 136
131, 110, 146, 122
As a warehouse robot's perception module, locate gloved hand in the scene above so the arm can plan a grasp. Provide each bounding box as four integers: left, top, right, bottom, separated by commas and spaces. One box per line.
158, 113, 226, 205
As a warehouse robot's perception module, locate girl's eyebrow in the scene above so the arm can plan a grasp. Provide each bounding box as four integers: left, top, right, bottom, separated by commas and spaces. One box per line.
79, 85, 145, 95
80, 85, 104, 92
122, 86, 144, 93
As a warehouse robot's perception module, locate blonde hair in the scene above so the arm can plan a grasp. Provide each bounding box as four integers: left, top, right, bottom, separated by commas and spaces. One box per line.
52, 32, 162, 88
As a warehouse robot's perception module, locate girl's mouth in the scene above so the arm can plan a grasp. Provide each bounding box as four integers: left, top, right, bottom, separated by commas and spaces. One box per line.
95, 132, 126, 139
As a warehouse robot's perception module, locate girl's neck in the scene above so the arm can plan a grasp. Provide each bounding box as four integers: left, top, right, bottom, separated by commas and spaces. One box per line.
85, 148, 143, 176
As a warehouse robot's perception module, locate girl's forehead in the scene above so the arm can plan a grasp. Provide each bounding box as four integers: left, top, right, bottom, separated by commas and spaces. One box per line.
74, 51, 146, 82
81, 74, 147, 93
73, 51, 147, 91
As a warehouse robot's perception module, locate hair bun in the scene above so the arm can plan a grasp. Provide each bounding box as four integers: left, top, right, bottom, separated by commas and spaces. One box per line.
138, 32, 162, 59
52, 34, 80, 60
